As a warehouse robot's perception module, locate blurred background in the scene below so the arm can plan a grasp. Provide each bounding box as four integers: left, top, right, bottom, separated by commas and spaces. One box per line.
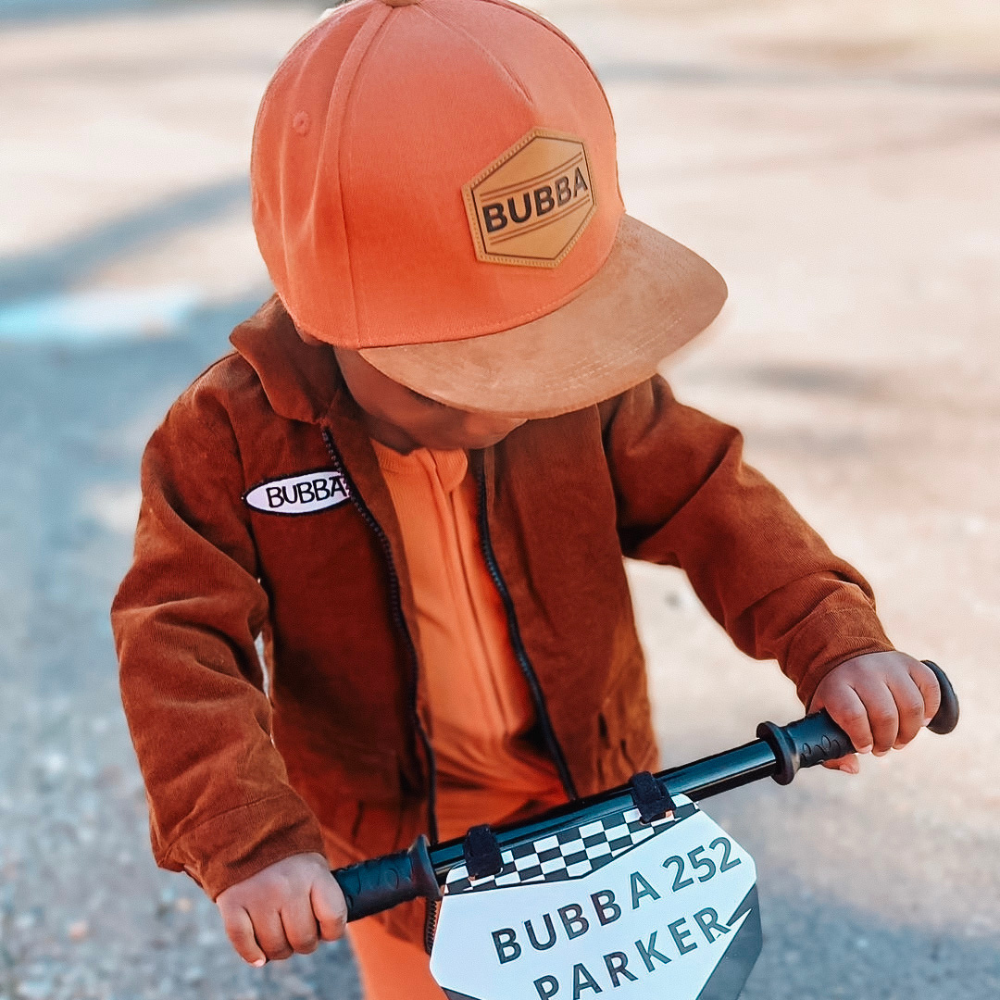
0, 0, 997, 997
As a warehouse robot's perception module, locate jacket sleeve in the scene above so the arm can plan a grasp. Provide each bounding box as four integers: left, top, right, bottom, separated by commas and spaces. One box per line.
111, 380, 325, 900
600, 376, 894, 705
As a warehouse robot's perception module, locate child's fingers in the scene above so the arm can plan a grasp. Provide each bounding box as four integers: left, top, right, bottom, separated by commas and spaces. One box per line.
818, 684, 873, 754
908, 658, 942, 727
887, 672, 927, 749
311, 876, 348, 942
856, 682, 899, 755
822, 752, 860, 775
251, 907, 294, 962
280, 895, 320, 955
220, 904, 267, 967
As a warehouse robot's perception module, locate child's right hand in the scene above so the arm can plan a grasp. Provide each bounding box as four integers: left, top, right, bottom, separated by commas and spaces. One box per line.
216, 852, 347, 966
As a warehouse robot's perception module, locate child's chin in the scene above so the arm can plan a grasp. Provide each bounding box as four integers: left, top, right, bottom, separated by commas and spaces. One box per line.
456, 429, 519, 451
409, 427, 517, 452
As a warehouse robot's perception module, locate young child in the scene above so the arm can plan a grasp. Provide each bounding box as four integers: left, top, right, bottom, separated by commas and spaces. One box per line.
111, 1, 941, 997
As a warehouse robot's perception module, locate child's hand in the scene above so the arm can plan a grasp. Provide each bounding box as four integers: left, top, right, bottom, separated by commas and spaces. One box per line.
216, 852, 347, 966
808, 652, 941, 774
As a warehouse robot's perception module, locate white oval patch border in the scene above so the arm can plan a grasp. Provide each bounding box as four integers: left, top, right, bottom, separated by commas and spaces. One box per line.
243, 468, 350, 516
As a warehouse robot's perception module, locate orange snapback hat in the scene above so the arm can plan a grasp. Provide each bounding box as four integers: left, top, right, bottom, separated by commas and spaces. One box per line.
251, 0, 727, 418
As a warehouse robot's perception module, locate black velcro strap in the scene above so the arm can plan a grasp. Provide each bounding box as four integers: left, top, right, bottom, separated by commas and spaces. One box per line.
629, 771, 675, 824
463, 824, 503, 880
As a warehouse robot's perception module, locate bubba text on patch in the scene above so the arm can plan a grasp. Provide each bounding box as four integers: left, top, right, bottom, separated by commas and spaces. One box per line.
243, 469, 349, 516
463, 128, 596, 268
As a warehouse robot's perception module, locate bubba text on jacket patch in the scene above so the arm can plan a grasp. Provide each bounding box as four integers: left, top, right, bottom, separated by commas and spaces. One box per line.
463, 128, 596, 268
243, 469, 349, 516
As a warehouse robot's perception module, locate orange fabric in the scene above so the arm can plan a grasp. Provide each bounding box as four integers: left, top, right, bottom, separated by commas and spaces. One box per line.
371, 440, 565, 841
348, 919, 444, 1000
356, 442, 565, 994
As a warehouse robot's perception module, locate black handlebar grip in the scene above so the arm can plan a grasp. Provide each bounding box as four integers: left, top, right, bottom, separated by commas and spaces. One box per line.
757, 714, 854, 784
921, 660, 960, 734
332, 836, 440, 922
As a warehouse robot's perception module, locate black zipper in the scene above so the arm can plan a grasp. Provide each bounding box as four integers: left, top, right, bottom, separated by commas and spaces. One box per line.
322, 429, 439, 844
474, 460, 579, 801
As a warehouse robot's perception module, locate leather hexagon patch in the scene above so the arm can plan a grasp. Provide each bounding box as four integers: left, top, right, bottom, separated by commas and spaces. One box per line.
463, 128, 597, 268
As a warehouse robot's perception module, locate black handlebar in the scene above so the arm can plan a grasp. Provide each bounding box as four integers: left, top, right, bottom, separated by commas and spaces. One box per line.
332, 658, 959, 922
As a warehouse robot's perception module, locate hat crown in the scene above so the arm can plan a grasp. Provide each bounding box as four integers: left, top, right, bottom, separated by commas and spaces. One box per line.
251, 0, 623, 349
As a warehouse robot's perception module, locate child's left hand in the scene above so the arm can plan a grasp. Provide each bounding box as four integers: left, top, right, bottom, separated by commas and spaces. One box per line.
808, 652, 941, 774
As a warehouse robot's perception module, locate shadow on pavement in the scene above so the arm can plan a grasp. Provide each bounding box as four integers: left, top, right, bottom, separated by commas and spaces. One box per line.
0, 0, 260, 27
744, 888, 1000, 1000
0, 290, 368, 999
0, 177, 250, 303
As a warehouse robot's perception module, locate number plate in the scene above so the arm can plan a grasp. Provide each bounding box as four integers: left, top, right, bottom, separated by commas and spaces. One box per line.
430, 796, 760, 1000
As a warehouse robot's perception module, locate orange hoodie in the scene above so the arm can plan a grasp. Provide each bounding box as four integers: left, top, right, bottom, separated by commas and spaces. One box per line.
370, 440, 567, 840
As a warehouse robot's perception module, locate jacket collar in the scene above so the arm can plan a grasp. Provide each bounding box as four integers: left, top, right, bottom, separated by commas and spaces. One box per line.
229, 295, 345, 425
230, 296, 421, 639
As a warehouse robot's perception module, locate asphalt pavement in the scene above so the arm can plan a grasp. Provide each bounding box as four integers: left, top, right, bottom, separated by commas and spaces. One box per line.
0, 2, 997, 998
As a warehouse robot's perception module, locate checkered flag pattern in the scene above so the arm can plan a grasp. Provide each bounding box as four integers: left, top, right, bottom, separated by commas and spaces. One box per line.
443, 800, 698, 895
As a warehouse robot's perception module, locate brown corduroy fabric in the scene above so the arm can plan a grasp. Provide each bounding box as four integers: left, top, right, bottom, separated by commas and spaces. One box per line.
111, 295, 893, 942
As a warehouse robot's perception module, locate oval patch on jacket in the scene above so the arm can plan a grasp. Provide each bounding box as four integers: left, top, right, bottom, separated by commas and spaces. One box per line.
244, 469, 349, 516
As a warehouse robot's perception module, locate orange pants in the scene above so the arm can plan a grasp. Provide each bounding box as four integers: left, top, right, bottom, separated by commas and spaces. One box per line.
348, 918, 444, 1000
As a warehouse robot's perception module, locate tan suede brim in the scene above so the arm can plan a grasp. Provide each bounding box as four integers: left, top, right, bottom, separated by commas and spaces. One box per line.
358, 215, 727, 419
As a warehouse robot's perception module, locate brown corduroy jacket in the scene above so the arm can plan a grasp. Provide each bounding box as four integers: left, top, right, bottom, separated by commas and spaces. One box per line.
112, 296, 893, 937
